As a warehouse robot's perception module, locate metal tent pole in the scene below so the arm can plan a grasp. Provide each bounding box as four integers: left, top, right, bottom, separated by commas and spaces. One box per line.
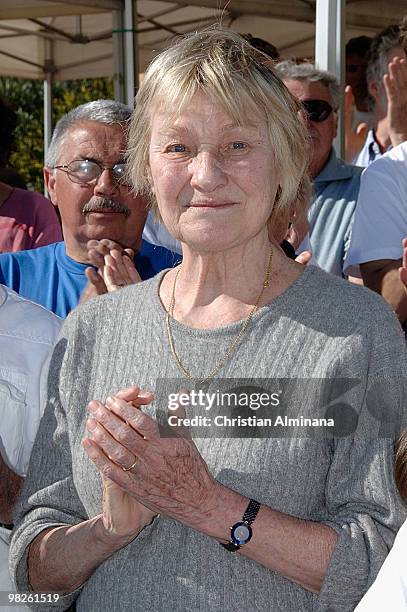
124, 0, 138, 109
43, 38, 54, 193
315, 0, 345, 157
112, 9, 125, 102
43, 74, 52, 154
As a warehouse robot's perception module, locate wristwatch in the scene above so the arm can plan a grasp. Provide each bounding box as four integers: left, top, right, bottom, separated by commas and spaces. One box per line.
220, 498, 261, 552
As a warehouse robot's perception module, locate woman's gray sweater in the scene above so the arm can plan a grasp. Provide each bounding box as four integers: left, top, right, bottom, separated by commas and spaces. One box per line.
10, 266, 407, 611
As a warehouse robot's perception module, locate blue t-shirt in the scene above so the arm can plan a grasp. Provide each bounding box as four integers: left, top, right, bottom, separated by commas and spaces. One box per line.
0, 240, 181, 317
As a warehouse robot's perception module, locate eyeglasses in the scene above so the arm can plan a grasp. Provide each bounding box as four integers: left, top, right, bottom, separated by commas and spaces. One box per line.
301, 99, 334, 123
54, 159, 128, 185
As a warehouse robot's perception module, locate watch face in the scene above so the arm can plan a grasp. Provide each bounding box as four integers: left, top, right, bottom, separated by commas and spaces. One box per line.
231, 522, 252, 545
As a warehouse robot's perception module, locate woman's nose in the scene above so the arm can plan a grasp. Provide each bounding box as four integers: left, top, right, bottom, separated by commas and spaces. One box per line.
189, 151, 227, 192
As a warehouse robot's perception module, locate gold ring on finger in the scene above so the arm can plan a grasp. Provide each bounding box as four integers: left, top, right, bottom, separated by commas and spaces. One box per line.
122, 457, 137, 472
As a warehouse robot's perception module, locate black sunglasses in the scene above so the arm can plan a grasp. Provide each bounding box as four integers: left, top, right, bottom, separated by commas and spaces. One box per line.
302, 99, 334, 123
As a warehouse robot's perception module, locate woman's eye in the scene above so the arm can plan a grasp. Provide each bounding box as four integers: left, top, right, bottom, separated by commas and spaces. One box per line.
167, 144, 187, 153
227, 142, 248, 151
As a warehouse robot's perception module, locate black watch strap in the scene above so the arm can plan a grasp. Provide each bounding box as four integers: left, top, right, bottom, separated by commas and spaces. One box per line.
242, 499, 261, 525
220, 498, 261, 552
221, 541, 241, 552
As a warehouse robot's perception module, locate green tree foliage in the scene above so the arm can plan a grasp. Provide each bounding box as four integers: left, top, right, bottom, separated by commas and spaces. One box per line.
0, 77, 114, 192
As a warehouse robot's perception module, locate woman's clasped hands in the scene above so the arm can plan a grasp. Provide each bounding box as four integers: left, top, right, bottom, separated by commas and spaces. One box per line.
82, 386, 219, 539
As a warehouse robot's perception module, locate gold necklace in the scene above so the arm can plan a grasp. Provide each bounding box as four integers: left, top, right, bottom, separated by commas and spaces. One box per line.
165, 246, 273, 383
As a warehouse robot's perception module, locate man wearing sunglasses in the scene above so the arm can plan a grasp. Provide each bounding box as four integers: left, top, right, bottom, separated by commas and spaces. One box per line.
276, 61, 363, 279
0, 100, 179, 317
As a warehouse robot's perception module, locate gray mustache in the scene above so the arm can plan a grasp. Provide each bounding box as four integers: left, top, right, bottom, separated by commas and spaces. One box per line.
82, 198, 130, 218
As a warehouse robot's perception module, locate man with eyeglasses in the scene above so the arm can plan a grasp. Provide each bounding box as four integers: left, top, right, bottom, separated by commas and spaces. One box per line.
0, 100, 179, 317
276, 61, 363, 279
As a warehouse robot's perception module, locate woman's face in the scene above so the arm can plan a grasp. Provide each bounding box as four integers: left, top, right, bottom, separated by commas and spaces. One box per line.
148, 92, 280, 252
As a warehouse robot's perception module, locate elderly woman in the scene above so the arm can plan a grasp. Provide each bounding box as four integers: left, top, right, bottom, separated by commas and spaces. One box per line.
10, 28, 407, 612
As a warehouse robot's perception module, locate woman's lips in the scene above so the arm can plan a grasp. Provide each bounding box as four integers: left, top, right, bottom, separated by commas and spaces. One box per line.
187, 202, 235, 209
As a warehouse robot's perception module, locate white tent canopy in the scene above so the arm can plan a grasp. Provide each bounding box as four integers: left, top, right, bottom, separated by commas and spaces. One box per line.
1, 0, 406, 81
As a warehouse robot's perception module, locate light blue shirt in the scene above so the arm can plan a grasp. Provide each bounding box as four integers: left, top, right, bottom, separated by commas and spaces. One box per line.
309, 149, 363, 277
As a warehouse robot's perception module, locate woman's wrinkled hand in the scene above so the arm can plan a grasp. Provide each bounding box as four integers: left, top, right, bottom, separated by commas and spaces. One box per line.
100, 475, 157, 540
82, 386, 219, 530
83, 386, 158, 541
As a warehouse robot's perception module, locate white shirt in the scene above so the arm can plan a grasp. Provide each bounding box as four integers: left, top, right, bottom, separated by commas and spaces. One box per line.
352, 129, 389, 168
355, 518, 407, 611
343, 141, 407, 278
142, 211, 182, 255
0, 285, 61, 476
0, 285, 61, 609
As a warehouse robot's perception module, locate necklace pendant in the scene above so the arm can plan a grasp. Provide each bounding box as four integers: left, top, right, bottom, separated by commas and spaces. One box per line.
166, 246, 273, 382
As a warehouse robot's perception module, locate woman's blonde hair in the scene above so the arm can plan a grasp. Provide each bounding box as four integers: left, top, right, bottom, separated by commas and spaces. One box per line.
127, 26, 311, 234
